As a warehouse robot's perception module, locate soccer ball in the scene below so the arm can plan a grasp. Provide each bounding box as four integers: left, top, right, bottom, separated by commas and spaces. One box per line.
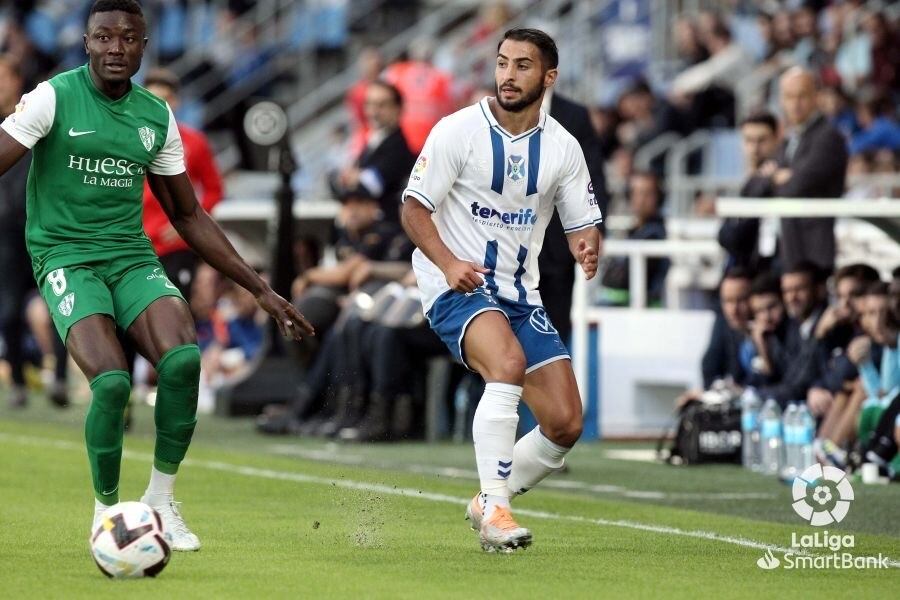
90, 501, 172, 578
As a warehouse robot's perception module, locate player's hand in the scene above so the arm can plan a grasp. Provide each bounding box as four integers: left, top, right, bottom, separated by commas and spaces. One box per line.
575, 239, 598, 280
255, 288, 315, 340
443, 258, 489, 293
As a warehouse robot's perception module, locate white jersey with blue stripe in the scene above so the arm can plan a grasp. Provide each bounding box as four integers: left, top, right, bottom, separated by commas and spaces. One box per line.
403, 96, 603, 313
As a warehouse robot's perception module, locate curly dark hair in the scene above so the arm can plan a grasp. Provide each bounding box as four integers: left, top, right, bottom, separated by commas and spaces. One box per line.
498, 28, 558, 70
89, 0, 143, 19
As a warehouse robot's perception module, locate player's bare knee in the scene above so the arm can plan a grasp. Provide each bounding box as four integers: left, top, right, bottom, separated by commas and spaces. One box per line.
544, 414, 583, 447
484, 351, 526, 384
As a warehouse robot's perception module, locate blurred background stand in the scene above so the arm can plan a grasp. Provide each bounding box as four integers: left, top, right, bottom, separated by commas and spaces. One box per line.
215, 101, 302, 416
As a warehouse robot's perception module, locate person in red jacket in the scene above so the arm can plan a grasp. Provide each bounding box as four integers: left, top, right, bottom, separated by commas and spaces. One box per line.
383, 38, 455, 153
142, 68, 224, 302
345, 47, 384, 159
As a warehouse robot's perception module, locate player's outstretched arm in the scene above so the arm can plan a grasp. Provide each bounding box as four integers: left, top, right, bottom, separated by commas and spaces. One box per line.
567, 228, 601, 280
147, 171, 314, 340
401, 199, 488, 293
0, 129, 29, 177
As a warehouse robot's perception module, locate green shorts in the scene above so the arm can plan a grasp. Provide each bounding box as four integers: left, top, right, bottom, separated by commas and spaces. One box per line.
37, 250, 185, 343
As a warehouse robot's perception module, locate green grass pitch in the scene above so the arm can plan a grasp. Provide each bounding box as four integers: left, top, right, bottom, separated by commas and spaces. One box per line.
1, 395, 898, 598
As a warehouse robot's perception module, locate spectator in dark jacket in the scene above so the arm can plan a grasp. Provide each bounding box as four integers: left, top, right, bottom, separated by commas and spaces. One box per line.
702, 268, 753, 388
756, 68, 848, 272
538, 91, 609, 343
332, 81, 416, 223
807, 263, 883, 416
678, 267, 753, 407
0, 55, 32, 409
599, 171, 669, 306
759, 261, 828, 407
743, 273, 791, 389
718, 112, 779, 273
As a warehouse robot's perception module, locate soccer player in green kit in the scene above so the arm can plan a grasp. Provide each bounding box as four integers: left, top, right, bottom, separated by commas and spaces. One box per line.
0, 0, 314, 551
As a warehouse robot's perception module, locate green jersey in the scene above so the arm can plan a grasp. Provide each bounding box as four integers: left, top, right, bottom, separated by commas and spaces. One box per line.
1, 64, 185, 278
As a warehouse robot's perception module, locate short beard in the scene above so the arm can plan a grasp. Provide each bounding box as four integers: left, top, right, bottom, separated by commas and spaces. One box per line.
495, 82, 544, 113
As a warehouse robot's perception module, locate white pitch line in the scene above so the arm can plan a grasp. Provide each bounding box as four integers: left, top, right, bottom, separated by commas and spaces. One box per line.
2, 432, 897, 568
267, 444, 775, 501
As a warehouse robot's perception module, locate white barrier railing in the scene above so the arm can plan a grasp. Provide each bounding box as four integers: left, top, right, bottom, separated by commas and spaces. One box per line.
571, 238, 723, 410
716, 197, 900, 218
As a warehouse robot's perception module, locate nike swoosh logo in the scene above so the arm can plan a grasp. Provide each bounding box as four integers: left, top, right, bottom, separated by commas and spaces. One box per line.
68, 128, 96, 137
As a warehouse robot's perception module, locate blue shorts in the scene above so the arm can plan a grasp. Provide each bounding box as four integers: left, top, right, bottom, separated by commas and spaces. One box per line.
426, 289, 570, 373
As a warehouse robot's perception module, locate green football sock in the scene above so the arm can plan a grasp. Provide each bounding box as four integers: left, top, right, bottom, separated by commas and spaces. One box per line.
153, 344, 201, 475
85, 370, 131, 504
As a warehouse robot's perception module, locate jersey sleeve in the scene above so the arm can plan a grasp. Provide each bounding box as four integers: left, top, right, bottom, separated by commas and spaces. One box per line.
402, 118, 465, 212
148, 106, 187, 175
555, 138, 603, 233
0, 81, 56, 149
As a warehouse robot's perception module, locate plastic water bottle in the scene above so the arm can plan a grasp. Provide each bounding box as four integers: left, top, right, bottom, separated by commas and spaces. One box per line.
740, 388, 762, 471
797, 402, 815, 472
782, 403, 799, 480
760, 398, 784, 476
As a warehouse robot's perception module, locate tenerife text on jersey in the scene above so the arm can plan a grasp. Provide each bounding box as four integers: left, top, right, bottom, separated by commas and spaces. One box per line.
470, 202, 538, 231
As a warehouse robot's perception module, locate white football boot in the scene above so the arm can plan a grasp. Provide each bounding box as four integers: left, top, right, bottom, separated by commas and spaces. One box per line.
91, 502, 109, 535
479, 505, 532, 553
140, 494, 201, 551
464, 493, 484, 531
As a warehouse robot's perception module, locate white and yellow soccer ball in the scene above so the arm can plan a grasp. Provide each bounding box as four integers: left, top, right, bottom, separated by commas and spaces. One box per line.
90, 501, 172, 578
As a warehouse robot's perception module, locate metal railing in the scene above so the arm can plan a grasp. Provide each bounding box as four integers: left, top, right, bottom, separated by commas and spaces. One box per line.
570, 237, 723, 405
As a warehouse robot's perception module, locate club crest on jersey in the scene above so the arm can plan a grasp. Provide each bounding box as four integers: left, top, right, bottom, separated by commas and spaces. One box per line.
58, 293, 75, 317
529, 308, 557, 335
506, 155, 526, 182
138, 126, 155, 152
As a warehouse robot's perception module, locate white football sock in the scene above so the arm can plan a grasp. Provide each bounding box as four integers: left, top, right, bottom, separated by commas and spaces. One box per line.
508, 427, 571, 498
482, 493, 509, 518
144, 466, 176, 500
472, 382, 521, 518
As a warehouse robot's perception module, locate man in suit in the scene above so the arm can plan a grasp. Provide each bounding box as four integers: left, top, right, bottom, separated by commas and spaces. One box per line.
761, 68, 848, 273
538, 91, 609, 343
333, 80, 416, 224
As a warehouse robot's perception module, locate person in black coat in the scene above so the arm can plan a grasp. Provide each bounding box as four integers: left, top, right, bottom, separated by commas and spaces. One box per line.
332, 80, 416, 224
0, 56, 68, 409
758, 262, 829, 407
700, 267, 753, 389
718, 111, 780, 273
537, 92, 609, 343
598, 171, 669, 306
755, 68, 848, 273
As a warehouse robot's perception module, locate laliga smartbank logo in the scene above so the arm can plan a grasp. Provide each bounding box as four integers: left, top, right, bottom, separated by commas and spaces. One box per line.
791, 464, 853, 525
756, 464, 892, 570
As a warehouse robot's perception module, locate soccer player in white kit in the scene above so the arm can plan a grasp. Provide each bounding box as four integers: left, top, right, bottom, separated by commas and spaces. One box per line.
401, 28, 602, 552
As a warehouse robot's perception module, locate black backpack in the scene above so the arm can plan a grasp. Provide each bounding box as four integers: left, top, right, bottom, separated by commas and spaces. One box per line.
657, 399, 742, 465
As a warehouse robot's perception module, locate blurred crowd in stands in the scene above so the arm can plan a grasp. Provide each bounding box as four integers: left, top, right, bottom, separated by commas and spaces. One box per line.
1, 1, 898, 448
684, 261, 900, 477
